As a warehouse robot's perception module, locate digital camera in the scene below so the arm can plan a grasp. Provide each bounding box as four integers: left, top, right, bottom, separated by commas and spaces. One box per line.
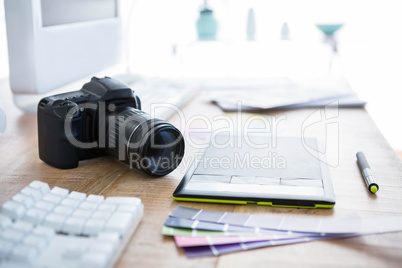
37, 77, 185, 176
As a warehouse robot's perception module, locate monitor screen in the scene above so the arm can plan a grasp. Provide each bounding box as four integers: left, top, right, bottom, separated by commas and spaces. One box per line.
5, 0, 121, 97
41, 0, 117, 27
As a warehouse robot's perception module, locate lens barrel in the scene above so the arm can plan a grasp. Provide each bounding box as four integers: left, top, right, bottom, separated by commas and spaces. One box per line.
105, 107, 184, 176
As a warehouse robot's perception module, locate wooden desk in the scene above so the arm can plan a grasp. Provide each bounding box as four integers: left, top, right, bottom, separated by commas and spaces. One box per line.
1, 78, 402, 267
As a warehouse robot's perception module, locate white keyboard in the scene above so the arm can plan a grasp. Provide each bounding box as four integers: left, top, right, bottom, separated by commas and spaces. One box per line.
0, 181, 143, 268
130, 78, 199, 120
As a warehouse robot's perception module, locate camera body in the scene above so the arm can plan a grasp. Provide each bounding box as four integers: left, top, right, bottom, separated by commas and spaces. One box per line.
38, 77, 185, 176
38, 77, 142, 169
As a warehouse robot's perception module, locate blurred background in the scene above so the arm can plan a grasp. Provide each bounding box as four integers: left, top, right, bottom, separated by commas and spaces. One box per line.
0, 0, 401, 151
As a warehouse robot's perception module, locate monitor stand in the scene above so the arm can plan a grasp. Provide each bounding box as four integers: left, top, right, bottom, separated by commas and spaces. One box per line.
12, 94, 44, 114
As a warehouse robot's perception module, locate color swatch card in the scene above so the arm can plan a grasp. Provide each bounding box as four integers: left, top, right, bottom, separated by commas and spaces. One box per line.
169, 206, 402, 235
174, 234, 305, 247
162, 206, 402, 258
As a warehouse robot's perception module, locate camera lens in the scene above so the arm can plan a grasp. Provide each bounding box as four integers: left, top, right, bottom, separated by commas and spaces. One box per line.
105, 107, 184, 176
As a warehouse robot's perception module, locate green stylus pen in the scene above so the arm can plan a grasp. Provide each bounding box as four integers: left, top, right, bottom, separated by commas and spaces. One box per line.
356, 152, 379, 194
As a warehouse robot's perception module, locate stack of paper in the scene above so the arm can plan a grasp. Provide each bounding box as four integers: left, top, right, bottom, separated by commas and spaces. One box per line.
207, 77, 366, 112
162, 206, 402, 258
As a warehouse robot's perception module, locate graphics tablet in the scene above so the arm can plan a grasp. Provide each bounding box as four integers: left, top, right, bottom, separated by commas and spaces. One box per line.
173, 135, 335, 208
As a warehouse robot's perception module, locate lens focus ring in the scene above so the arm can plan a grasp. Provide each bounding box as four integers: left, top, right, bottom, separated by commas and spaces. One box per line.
105, 107, 184, 176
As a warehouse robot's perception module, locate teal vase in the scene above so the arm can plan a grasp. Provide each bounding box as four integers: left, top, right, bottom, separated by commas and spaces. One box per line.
196, 9, 217, 40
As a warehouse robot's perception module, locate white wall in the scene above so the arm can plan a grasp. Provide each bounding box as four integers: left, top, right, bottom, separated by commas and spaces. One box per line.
1, 0, 401, 149
123, 0, 402, 151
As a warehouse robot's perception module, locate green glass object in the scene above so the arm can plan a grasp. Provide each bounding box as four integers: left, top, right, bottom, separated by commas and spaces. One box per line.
196, 9, 217, 40
316, 24, 344, 53
315, 24, 344, 36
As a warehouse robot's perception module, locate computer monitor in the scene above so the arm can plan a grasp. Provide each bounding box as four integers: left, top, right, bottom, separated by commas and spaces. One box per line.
4, 0, 121, 95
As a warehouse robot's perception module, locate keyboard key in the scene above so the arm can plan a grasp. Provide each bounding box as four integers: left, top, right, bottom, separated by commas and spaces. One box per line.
43, 213, 67, 231
53, 205, 74, 216
105, 197, 141, 206
82, 218, 106, 236
80, 251, 109, 268
23, 234, 47, 252
62, 216, 86, 235
79, 201, 99, 210
0, 239, 14, 259
117, 204, 138, 213
91, 211, 112, 220
34, 200, 56, 213
103, 212, 133, 235
85, 243, 116, 266
61, 197, 82, 208
11, 221, 34, 234
97, 232, 120, 246
50, 186, 69, 198
9, 244, 38, 263
89, 242, 115, 255
29, 181, 50, 195
62, 243, 88, 259
20, 186, 43, 202
32, 226, 55, 242
1, 200, 26, 220
68, 191, 86, 201
86, 194, 104, 204
0, 214, 12, 230
72, 209, 93, 219
1, 228, 25, 243
97, 204, 117, 212
42, 193, 63, 205
23, 207, 48, 224
12, 193, 35, 209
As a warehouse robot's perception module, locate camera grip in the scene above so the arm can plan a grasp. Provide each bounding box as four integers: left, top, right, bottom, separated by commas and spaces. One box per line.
38, 112, 81, 169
